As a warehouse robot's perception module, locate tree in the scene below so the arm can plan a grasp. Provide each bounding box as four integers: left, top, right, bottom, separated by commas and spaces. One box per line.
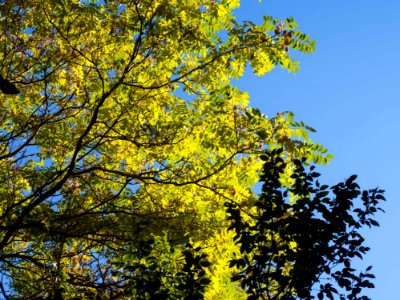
226, 149, 384, 300
0, 0, 378, 299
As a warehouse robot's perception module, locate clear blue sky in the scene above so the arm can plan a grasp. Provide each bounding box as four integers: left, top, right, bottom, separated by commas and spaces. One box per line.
235, 1, 399, 299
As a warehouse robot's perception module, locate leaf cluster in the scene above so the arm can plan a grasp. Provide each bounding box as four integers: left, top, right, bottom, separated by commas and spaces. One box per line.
226, 148, 385, 300
113, 237, 211, 300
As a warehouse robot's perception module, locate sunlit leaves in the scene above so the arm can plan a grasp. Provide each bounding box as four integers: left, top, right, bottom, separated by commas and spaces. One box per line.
0, 0, 333, 298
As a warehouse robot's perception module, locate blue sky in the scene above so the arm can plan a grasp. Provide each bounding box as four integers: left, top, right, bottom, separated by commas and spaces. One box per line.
235, 1, 399, 298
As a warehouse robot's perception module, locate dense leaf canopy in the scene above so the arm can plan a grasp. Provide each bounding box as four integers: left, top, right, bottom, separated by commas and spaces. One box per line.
226, 149, 384, 300
0, 1, 381, 299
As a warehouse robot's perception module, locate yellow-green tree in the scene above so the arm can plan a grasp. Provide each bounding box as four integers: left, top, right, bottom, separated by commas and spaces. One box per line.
0, 0, 332, 299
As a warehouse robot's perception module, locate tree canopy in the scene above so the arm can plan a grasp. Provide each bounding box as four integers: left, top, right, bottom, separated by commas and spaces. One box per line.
0, 1, 382, 299
226, 149, 384, 300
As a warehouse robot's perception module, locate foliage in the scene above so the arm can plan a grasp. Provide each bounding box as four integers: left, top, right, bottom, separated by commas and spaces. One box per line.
0, 0, 376, 299
226, 149, 385, 300
113, 235, 211, 300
